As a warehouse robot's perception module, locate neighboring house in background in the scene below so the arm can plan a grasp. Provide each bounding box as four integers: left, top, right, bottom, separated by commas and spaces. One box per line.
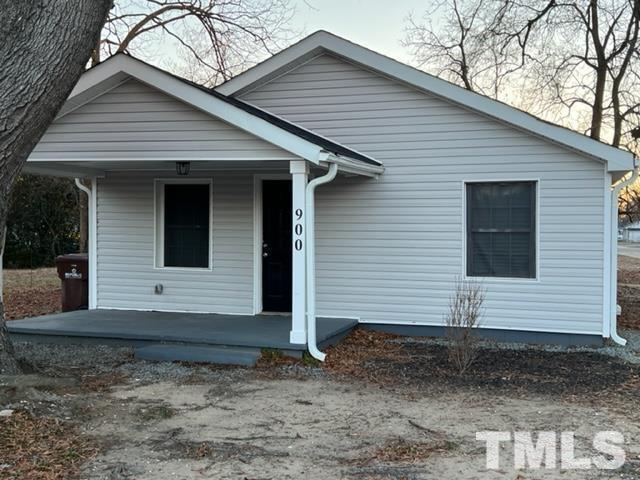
21, 31, 636, 356
621, 221, 640, 242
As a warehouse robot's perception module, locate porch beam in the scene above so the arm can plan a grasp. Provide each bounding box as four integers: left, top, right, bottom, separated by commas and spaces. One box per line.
290, 160, 308, 344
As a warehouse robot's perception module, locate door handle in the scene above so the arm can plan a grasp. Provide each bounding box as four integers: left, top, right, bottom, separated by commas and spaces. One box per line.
263, 242, 269, 257
263, 252, 269, 257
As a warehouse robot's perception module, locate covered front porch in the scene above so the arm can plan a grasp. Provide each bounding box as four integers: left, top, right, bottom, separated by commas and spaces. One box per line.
20, 53, 383, 360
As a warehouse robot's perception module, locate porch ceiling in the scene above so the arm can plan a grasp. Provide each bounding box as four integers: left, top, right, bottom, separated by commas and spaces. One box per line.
24, 158, 382, 178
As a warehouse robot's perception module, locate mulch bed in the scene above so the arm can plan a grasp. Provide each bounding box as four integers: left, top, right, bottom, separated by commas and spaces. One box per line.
0, 411, 97, 479
324, 330, 640, 401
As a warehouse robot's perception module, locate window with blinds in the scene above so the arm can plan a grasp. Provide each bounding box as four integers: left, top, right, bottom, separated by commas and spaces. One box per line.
163, 183, 210, 268
466, 181, 536, 278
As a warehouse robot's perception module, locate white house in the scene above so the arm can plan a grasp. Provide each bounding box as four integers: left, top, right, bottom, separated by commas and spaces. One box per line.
22, 31, 636, 358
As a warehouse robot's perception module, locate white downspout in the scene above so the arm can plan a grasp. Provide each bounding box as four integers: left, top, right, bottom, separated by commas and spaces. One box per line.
305, 162, 338, 361
610, 166, 639, 346
75, 178, 94, 309
75, 178, 92, 199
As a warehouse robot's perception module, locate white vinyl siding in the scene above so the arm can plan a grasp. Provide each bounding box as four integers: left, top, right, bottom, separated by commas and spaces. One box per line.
241, 54, 606, 335
96, 172, 254, 314
31, 79, 294, 161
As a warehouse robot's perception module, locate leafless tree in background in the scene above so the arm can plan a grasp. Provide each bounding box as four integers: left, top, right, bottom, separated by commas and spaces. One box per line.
404, 0, 640, 151
0, 0, 112, 374
95, 0, 295, 85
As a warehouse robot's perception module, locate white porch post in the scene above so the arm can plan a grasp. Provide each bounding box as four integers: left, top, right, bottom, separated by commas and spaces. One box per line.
290, 160, 308, 344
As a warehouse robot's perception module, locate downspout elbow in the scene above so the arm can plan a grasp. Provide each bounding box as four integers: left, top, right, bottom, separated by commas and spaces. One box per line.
306, 163, 338, 361
75, 178, 92, 198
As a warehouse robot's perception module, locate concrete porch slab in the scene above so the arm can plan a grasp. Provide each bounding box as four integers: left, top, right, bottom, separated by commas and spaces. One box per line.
7, 309, 358, 351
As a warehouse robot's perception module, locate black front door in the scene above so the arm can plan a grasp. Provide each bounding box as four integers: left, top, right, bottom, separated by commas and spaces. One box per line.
262, 180, 292, 312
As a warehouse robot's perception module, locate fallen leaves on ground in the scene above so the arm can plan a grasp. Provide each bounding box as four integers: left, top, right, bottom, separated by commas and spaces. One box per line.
0, 410, 97, 480
322, 329, 640, 402
370, 437, 457, 463
323, 329, 408, 382
3, 268, 60, 320
618, 255, 640, 329
618, 255, 640, 285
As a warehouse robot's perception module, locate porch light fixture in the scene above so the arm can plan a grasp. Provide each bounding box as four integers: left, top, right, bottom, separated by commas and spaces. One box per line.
176, 161, 191, 176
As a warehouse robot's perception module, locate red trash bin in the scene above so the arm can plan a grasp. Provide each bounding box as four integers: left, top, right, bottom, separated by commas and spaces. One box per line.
55, 254, 88, 312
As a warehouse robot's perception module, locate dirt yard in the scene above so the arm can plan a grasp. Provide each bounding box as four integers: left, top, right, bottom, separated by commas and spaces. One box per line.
1, 331, 640, 480
2, 261, 640, 479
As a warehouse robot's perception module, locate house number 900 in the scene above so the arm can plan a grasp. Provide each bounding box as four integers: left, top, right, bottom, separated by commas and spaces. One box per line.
294, 208, 303, 251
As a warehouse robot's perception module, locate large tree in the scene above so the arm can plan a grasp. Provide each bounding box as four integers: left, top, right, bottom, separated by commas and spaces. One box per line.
0, 1, 112, 374
404, 0, 640, 151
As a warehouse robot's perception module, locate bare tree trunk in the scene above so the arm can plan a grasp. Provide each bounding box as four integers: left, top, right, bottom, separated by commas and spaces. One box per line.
0, 0, 112, 374
588, 0, 606, 142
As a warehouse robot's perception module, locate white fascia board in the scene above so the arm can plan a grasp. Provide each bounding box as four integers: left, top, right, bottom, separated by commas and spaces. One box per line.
218, 31, 634, 172
62, 55, 324, 164
23, 162, 106, 178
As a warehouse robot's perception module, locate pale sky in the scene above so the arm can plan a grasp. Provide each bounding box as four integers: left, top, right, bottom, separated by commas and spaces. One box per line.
289, 0, 429, 63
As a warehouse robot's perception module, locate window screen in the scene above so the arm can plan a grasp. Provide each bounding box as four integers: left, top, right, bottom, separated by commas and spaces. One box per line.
466, 181, 536, 278
164, 184, 210, 268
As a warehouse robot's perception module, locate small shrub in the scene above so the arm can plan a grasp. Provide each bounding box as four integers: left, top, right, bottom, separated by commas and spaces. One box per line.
444, 278, 485, 374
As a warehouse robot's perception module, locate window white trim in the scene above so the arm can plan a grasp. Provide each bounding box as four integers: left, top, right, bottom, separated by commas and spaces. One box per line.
462, 178, 541, 283
153, 178, 213, 271
252, 173, 291, 314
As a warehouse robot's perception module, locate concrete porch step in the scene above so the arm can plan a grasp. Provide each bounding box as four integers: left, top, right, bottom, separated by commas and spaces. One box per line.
134, 344, 261, 366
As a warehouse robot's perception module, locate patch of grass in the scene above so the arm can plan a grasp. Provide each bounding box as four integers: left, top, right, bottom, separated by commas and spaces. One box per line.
260, 348, 283, 362
256, 348, 299, 369
301, 351, 320, 367
0, 410, 97, 479
135, 404, 176, 422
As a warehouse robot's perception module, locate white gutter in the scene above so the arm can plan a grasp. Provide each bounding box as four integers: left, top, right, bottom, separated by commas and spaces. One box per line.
305, 163, 338, 361
609, 165, 639, 346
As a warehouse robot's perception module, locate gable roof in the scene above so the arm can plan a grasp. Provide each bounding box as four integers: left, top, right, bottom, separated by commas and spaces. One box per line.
217, 30, 635, 173
59, 53, 382, 173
